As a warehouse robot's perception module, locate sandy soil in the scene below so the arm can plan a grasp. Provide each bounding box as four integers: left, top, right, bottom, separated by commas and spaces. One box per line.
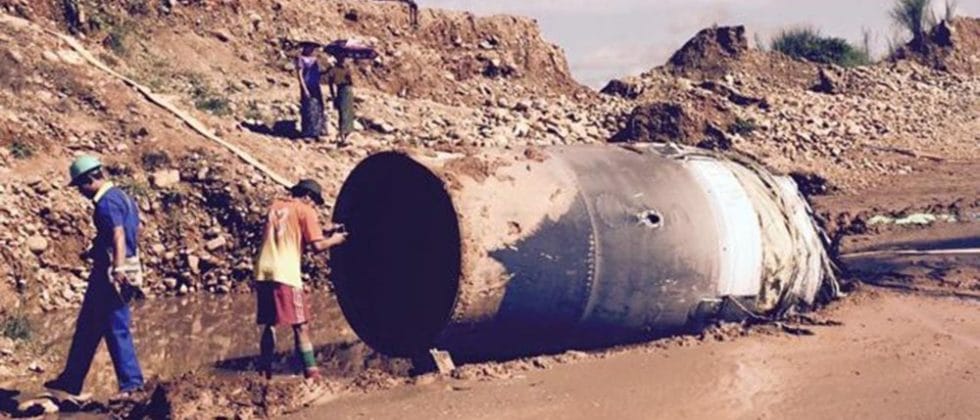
294, 288, 979, 420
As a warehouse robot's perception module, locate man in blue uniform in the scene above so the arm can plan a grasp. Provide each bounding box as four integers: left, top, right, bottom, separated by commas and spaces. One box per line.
44, 156, 145, 398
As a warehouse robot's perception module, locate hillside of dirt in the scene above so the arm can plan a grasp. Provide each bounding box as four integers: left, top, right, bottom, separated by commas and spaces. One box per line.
0, 1, 977, 417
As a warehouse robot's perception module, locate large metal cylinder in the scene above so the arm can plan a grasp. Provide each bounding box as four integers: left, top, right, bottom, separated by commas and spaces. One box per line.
330, 144, 837, 357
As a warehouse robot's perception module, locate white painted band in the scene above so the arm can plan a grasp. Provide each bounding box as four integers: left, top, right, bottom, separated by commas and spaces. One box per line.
685, 159, 763, 297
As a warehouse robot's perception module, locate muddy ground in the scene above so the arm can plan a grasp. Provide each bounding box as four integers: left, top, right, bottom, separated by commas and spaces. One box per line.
3, 212, 977, 419
303, 289, 979, 420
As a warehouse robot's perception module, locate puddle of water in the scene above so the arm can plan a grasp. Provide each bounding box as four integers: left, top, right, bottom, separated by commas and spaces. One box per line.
25, 291, 358, 396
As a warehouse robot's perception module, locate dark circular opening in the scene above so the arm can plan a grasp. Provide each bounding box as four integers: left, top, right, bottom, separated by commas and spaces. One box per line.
331, 152, 462, 357
645, 212, 662, 226
637, 210, 663, 228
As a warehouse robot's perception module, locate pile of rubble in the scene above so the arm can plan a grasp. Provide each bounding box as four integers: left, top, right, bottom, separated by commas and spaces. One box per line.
603, 22, 980, 190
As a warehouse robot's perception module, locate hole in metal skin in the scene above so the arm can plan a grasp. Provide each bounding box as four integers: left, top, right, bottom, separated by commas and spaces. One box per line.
638, 210, 663, 228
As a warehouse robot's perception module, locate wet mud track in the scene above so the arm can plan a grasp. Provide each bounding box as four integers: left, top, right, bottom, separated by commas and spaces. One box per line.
296, 289, 980, 420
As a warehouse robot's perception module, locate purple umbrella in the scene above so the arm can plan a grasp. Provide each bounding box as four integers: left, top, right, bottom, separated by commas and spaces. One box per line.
324, 39, 378, 60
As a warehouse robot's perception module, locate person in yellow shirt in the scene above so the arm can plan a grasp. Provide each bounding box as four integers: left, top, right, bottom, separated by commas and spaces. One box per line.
254, 179, 347, 380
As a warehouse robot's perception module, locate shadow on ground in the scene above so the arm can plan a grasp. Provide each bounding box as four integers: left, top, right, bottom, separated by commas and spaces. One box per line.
242, 120, 303, 140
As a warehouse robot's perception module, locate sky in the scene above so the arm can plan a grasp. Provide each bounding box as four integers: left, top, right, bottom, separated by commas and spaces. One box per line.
425, 0, 980, 87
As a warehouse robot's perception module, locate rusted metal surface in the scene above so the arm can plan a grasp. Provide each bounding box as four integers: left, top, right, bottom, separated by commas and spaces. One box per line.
330, 145, 837, 357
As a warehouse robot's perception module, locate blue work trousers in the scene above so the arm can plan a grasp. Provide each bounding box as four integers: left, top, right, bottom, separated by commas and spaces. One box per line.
57, 273, 144, 394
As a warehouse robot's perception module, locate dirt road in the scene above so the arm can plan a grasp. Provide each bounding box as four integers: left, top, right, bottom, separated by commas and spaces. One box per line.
297, 289, 979, 420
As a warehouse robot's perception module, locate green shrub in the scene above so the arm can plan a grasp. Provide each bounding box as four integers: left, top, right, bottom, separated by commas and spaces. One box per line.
104, 25, 131, 56
120, 177, 153, 200
8, 140, 34, 159
890, 0, 936, 43
2, 314, 32, 341
944, 0, 957, 21
195, 97, 231, 116
185, 73, 231, 116
730, 118, 758, 136
771, 28, 870, 67
141, 150, 172, 170
125, 0, 152, 16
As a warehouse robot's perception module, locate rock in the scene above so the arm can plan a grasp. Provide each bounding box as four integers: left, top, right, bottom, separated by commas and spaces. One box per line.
378, 122, 396, 134
41, 50, 60, 63
187, 255, 201, 274
205, 236, 227, 251
600, 79, 642, 99
412, 374, 438, 386
18, 398, 59, 415
56, 50, 84, 65
150, 243, 166, 255
612, 101, 729, 146
26, 235, 48, 254
211, 29, 234, 43
668, 25, 748, 77
178, 284, 189, 295
27, 361, 44, 373
151, 169, 181, 189
814, 67, 841, 94
512, 121, 531, 137
163, 277, 178, 290
568, 123, 588, 140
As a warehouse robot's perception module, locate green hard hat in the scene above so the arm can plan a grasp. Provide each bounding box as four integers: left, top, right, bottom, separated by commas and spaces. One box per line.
68, 155, 102, 186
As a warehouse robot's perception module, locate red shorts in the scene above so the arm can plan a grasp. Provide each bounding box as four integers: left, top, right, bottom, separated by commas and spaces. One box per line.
256, 282, 311, 326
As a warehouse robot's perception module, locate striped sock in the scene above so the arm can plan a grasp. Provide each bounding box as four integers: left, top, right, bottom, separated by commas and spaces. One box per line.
297, 336, 318, 373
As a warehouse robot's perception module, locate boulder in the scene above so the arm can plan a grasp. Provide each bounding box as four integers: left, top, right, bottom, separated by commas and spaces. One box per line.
205, 236, 227, 251
668, 26, 748, 77
26, 235, 48, 254
612, 102, 729, 147
813, 67, 841, 94
600, 79, 642, 99
151, 169, 181, 189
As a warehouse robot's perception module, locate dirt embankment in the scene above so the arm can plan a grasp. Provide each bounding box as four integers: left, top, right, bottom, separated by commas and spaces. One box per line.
1, 0, 585, 106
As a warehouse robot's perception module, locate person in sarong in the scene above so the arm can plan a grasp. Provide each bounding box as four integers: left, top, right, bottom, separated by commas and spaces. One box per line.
296, 42, 326, 139
326, 56, 355, 146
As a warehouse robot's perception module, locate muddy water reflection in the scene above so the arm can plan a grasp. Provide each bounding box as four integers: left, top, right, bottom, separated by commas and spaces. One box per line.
34, 291, 357, 396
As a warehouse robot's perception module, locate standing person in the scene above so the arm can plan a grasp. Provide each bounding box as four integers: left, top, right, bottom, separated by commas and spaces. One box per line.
404, 0, 419, 28
254, 179, 347, 380
326, 56, 355, 146
296, 42, 326, 140
44, 156, 144, 399
375, 0, 419, 28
